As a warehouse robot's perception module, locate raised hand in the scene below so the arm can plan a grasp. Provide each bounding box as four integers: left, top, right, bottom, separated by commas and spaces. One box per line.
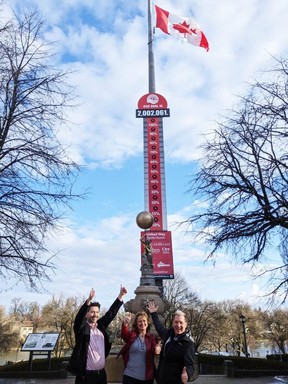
124, 312, 132, 326
146, 300, 158, 313
118, 285, 128, 300
87, 288, 95, 304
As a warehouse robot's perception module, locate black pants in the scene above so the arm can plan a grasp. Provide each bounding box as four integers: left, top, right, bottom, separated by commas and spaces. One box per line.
122, 374, 153, 384
75, 369, 107, 384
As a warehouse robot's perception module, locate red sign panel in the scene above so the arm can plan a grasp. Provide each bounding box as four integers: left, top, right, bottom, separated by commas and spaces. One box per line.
147, 117, 163, 229
137, 92, 174, 280
138, 93, 168, 109
141, 230, 174, 279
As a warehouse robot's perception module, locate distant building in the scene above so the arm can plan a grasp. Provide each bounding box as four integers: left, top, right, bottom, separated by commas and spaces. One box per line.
11, 320, 33, 347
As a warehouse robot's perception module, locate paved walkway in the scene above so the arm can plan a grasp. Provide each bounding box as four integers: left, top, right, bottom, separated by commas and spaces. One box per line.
0, 376, 287, 384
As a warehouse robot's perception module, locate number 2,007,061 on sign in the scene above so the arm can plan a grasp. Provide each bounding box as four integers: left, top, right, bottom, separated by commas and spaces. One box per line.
136, 108, 170, 118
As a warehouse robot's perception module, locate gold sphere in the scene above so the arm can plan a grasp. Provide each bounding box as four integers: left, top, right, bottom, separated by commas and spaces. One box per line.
136, 211, 154, 229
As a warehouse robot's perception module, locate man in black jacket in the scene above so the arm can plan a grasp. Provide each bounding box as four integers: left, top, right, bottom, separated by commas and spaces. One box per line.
69, 286, 127, 384
147, 301, 195, 384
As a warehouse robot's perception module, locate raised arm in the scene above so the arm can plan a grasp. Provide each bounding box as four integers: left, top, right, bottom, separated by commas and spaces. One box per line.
86, 288, 95, 305
99, 285, 128, 328
121, 312, 132, 342
73, 289, 95, 334
146, 300, 168, 340
118, 285, 128, 301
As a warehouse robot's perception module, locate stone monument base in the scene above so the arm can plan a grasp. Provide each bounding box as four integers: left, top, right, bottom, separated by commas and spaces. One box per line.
131, 285, 164, 314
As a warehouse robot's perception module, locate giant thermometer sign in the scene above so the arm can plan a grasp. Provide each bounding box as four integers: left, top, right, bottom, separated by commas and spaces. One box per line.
137, 93, 174, 279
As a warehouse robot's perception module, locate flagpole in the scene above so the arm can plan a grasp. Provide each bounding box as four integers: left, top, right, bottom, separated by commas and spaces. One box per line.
148, 0, 156, 93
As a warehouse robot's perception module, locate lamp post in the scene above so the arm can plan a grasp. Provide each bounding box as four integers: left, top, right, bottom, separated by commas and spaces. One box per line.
239, 314, 249, 357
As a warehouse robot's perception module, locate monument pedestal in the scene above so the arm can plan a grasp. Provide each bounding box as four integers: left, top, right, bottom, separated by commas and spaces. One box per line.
126, 211, 165, 320
123, 265, 165, 322
131, 284, 164, 315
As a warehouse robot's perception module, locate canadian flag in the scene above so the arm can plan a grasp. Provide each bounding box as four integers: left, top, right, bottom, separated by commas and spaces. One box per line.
155, 5, 209, 51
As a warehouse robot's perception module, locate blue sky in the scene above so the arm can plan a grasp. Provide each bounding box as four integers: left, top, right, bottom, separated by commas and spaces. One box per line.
1, 0, 288, 311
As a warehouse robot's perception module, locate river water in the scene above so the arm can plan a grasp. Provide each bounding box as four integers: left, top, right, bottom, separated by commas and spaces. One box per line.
0, 350, 29, 366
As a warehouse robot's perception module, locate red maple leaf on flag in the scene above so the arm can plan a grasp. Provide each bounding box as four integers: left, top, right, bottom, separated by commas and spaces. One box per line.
172, 21, 196, 35
155, 5, 209, 51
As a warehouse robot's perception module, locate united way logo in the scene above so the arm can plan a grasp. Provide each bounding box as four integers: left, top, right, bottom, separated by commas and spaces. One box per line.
147, 94, 159, 104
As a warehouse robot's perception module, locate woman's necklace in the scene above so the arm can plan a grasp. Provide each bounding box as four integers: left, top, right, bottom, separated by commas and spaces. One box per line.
139, 333, 145, 342
139, 334, 145, 351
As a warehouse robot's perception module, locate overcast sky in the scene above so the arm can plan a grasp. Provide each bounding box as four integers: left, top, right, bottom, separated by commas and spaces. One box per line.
1, 0, 288, 311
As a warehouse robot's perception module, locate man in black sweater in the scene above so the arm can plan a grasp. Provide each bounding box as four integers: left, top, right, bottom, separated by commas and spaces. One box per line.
147, 301, 196, 384
68, 286, 127, 384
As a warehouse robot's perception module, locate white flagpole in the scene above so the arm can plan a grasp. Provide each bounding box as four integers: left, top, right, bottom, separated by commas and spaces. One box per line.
148, 0, 156, 93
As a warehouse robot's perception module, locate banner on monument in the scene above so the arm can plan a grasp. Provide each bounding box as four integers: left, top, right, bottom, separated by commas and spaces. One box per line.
141, 230, 174, 279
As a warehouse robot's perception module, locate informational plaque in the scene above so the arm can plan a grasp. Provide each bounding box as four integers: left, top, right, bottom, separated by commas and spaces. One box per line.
22, 333, 59, 351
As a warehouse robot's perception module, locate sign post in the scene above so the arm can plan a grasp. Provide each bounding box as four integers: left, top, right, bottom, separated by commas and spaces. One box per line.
21, 332, 60, 371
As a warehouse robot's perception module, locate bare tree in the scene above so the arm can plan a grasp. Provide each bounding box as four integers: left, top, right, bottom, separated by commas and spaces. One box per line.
3, 293, 283, 357
185, 56, 288, 303
9, 297, 29, 321
9, 298, 41, 331
162, 272, 200, 327
0, 306, 18, 353
0, 10, 80, 290
186, 300, 222, 353
41, 294, 81, 356
261, 308, 288, 355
